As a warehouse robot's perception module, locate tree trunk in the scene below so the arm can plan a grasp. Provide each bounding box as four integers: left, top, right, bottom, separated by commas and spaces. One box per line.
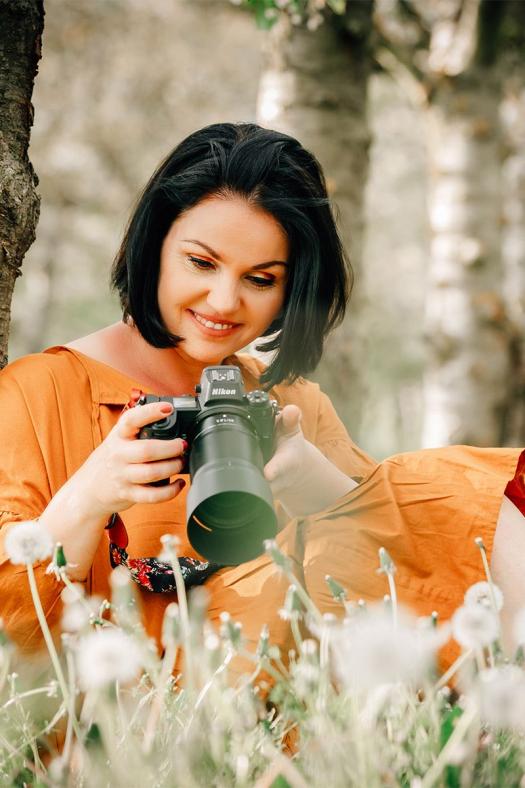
256, 8, 373, 439
0, 0, 44, 368
422, 68, 513, 447
501, 75, 525, 445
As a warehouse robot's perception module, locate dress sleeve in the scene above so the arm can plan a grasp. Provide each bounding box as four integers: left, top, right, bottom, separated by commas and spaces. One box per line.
302, 444, 523, 675
314, 390, 377, 482
0, 357, 89, 651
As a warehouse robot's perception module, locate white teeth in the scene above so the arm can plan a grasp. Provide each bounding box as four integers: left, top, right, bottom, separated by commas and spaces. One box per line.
193, 312, 234, 330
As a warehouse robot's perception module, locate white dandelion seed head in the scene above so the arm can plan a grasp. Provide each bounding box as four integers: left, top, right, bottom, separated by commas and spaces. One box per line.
60, 583, 86, 605
451, 605, 500, 650
110, 565, 132, 589
477, 666, 525, 731
160, 533, 181, 550
62, 602, 90, 634
235, 754, 250, 783
4, 521, 54, 565
331, 606, 437, 692
464, 581, 504, 612
61, 596, 101, 634
300, 639, 318, 658
76, 628, 143, 690
204, 632, 220, 652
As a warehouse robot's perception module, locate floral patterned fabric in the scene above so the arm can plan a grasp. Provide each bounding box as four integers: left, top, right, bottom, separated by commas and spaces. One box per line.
106, 513, 220, 593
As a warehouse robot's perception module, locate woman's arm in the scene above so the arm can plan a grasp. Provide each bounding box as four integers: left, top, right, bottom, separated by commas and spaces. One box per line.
491, 496, 525, 655
264, 404, 359, 518
36, 400, 187, 581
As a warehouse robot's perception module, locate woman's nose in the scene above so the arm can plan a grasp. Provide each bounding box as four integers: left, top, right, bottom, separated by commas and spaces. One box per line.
206, 276, 240, 315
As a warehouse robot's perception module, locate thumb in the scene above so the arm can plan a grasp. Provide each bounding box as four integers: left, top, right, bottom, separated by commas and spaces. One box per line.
278, 404, 302, 437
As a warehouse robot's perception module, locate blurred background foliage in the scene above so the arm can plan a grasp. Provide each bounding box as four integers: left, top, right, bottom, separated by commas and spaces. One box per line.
8, 0, 525, 459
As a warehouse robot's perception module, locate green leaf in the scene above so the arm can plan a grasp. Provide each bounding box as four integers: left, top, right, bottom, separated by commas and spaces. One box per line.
271, 776, 292, 788
440, 707, 463, 788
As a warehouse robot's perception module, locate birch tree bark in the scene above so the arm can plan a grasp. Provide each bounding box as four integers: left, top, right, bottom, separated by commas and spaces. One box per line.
376, 0, 519, 447
255, 7, 374, 438
0, 0, 43, 369
423, 69, 510, 447
500, 5, 525, 446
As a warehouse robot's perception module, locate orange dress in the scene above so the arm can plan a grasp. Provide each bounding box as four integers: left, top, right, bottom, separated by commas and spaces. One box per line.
0, 346, 521, 675
0, 347, 372, 677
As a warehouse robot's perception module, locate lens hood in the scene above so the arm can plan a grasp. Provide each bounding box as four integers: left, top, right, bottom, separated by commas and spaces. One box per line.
186, 458, 277, 565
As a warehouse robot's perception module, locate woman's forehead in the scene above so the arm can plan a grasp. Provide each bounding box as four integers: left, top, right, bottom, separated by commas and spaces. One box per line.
166, 195, 289, 261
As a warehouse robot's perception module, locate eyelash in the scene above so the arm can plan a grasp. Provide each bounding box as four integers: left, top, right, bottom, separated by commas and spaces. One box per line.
187, 256, 277, 290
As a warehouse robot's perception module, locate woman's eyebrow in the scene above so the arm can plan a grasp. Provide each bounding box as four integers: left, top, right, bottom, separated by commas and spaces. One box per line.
182, 239, 288, 269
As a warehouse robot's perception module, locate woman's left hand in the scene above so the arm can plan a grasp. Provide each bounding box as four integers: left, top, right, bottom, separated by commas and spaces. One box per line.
263, 405, 358, 518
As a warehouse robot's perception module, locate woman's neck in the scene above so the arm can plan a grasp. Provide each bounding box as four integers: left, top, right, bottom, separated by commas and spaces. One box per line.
115, 322, 215, 394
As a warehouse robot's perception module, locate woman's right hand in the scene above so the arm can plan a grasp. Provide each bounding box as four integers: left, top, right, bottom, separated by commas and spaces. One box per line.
73, 401, 187, 519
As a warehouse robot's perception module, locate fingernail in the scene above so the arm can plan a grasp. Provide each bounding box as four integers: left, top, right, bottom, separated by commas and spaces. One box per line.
160, 403, 173, 414
176, 479, 186, 490
181, 439, 189, 453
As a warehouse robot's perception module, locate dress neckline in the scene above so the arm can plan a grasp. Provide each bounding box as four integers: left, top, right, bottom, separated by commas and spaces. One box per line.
43, 344, 262, 399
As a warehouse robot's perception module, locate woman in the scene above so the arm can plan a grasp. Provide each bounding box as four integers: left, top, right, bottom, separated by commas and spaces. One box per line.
0, 122, 523, 676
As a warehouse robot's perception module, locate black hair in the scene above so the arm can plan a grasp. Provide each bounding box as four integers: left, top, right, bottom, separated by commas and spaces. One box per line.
111, 122, 352, 387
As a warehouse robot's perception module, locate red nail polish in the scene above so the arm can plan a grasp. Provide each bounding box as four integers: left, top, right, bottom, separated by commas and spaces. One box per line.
160, 403, 173, 414
181, 439, 189, 453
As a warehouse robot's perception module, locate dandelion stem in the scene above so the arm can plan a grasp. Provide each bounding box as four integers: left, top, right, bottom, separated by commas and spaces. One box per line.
238, 648, 287, 685
62, 649, 77, 768
420, 703, 477, 788
26, 563, 83, 741
278, 564, 323, 626
475, 538, 500, 616
291, 618, 303, 651
166, 546, 195, 692
386, 572, 398, 628
142, 639, 179, 754
434, 648, 473, 691
1, 686, 56, 710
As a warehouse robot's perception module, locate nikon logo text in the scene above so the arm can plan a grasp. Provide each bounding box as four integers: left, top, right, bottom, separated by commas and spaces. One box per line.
212, 388, 236, 396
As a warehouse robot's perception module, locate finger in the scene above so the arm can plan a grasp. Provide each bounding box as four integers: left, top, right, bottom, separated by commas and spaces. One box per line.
126, 458, 185, 485
264, 452, 289, 485
126, 437, 188, 464
264, 467, 287, 496
276, 405, 302, 437
131, 477, 186, 505
116, 401, 174, 439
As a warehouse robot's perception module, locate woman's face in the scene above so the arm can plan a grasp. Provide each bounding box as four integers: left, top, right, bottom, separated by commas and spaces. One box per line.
157, 194, 289, 366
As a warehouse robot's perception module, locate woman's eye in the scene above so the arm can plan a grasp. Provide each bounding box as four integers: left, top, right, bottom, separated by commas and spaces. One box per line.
246, 275, 276, 289
188, 256, 215, 270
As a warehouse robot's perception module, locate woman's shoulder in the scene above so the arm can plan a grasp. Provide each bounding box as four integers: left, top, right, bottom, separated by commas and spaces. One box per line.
1, 346, 88, 385
0, 347, 98, 416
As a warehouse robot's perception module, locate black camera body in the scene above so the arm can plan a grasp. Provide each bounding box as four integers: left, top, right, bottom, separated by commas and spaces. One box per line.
136, 366, 279, 565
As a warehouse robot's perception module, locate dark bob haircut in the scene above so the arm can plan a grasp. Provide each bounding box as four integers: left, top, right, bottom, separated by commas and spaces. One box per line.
111, 122, 352, 387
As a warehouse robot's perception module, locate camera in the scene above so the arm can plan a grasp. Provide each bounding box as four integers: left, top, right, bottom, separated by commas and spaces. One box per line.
136, 365, 279, 565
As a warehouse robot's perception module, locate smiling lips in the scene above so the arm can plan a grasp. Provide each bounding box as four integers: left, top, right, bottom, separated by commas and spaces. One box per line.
189, 310, 241, 334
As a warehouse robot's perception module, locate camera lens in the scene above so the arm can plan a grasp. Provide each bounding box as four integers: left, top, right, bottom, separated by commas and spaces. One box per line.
186, 410, 277, 565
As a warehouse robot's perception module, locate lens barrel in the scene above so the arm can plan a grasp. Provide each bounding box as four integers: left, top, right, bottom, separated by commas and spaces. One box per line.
186, 408, 277, 564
